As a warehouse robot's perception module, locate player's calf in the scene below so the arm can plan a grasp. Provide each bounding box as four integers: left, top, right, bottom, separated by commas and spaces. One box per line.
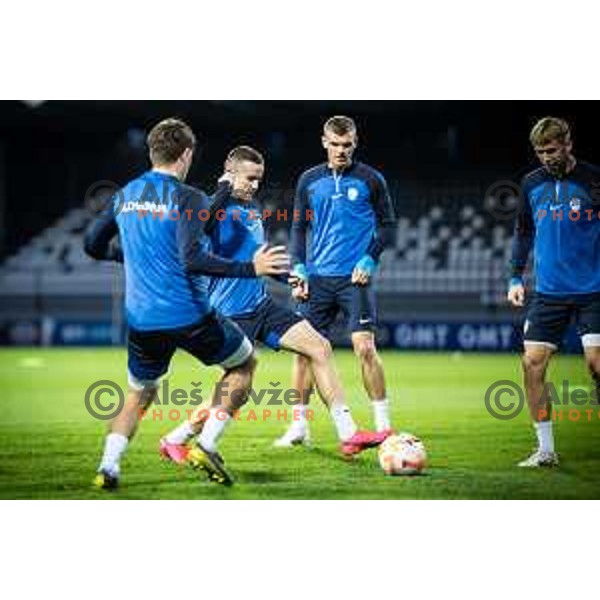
95, 381, 159, 486
521, 345, 553, 420
352, 332, 391, 432
217, 353, 258, 413
520, 344, 556, 465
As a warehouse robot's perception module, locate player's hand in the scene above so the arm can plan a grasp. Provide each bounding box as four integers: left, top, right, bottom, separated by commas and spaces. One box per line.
218, 170, 234, 185
352, 268, 370, 286
289, 264, 309, 300
352, 255, 376, 286
253, 244, 290, 276
290, 277, 309, 301
507, 281, 526, 307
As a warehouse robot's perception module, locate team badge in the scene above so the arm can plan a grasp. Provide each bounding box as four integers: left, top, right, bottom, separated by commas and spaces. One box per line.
569, 197, 582, 211
347, 187, 359, 201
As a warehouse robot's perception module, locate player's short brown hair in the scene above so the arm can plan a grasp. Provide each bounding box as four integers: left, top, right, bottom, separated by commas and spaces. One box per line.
323, 115, 357, 136
529, 117, 571, 147
226, 145, 264, 165
147, 118, 196, 165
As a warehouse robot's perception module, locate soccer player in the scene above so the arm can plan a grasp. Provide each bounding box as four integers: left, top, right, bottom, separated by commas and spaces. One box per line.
161, 145, 387, 457
508, 116, 600, 467
84, 118, 289, 488
274, 115, 397, 447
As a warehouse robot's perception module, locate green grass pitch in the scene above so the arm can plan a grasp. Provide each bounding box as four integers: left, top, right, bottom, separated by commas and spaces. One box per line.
1, 347, 599, 499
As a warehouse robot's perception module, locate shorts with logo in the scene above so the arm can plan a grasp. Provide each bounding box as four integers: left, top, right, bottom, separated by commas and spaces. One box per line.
297, 275, 377, 337
524, 292, 600, 350
127, 310, 252, 389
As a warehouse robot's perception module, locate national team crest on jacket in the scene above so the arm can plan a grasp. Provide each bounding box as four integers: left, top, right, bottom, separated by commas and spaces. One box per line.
347, 187, 359, 201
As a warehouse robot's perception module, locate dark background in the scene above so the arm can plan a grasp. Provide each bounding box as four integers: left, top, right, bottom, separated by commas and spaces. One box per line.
1, 100, 598, 258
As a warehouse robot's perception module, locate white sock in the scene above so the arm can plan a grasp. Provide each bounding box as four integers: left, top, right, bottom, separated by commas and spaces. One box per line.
373, 398, 391, 432
289, 404, 308, 432
330, 404, 358, 441
98, 433, 128, 477
165, 420, 194, 445
535, 421, 554, 454
197, 408, 231, 452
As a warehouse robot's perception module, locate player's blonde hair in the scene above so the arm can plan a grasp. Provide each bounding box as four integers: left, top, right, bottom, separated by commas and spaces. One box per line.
529, 117, 571, 147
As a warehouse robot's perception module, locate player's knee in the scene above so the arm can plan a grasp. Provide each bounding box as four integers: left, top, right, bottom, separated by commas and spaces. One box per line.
353, 338, 378, 364
521, 352, 548, 376
310, 336, 333, 364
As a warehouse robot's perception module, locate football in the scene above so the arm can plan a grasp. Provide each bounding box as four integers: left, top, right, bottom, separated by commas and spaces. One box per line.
378, 433, 427, 475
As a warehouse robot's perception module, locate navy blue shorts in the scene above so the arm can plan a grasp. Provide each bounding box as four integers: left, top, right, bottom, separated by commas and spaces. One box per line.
298, 275, 377, 337
127, 311, 252, 388
232, 296, 303, 350
524, 292, 600, 350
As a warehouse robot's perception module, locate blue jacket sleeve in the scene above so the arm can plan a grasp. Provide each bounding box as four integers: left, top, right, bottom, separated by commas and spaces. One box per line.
290, 173, 309, 265
510, 180, 534, 279
83, 203, 123, 263
177, 184, 256, 278
366, 171, 396, 262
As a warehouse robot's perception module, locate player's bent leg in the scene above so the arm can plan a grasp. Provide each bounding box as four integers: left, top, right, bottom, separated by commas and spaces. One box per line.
280, 320, 341, 408
186, 353, 256, 486
175, 317, 256, 486
279, 320, 387, 456
162, 353, 256, 484
351, 331, 391, 433
518, 342, 558, 467
95, 374, 161, 490
95, 324, 176, 488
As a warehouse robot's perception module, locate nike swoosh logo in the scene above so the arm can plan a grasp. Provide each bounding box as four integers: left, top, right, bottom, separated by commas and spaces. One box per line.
359, 318, 372, 325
